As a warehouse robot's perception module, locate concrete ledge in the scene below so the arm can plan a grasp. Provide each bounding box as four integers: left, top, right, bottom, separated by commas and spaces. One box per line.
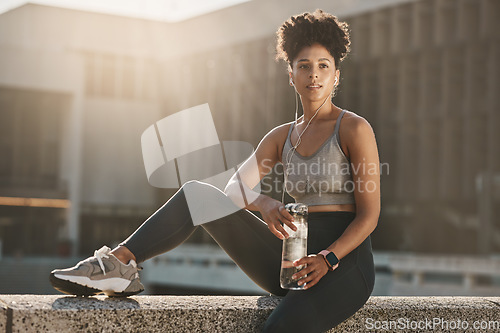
0, 295, 499, 332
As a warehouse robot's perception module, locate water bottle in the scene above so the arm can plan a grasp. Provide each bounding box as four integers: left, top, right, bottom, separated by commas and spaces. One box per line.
280, 203, 308, 290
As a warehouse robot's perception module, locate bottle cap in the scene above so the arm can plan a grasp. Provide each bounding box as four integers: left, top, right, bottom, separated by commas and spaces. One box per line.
285, 203, 308, 216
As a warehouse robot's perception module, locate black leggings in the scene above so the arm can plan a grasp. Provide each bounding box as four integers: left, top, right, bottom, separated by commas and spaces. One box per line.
120, 180, 375, 333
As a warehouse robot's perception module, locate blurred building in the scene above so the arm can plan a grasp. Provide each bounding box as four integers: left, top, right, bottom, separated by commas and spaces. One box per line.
0, 0, 499, 264
339, 0, 500, 255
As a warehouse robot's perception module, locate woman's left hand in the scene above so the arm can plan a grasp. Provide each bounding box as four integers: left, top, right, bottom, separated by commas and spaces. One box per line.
292, 254, 339, 289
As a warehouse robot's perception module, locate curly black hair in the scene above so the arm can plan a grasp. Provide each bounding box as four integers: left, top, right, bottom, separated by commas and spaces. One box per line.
276, 9, 351, 69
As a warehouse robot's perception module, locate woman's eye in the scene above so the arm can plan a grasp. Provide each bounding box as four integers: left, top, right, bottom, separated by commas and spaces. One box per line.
299, 64, 309, 69
320, 64, 329, 68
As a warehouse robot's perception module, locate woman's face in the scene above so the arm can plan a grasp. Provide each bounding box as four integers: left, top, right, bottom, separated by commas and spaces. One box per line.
289, 43, 339, 102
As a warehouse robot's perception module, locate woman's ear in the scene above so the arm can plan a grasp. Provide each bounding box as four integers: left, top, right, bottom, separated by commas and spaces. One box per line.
289, 72, 294, 86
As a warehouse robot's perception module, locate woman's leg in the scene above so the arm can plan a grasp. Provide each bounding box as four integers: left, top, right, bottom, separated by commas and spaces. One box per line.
51, 180, 286, 297
261, 213, 375, 333
261, 259, 371, 333
120, 180, 287, 296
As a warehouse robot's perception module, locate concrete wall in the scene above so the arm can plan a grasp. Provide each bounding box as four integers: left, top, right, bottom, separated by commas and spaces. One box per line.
0, 295, 499, 332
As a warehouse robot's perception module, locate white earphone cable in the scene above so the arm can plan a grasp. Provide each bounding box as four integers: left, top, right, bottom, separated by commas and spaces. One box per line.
281, 90, 332, 203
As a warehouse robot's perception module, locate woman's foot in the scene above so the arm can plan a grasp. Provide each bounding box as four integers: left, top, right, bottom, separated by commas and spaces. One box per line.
50, 246, 144, 297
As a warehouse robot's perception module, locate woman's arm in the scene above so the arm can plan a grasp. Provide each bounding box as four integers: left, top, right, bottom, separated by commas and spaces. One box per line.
224, 123, 297, 239
223, 126, 279, 209
326, 115, 381, 259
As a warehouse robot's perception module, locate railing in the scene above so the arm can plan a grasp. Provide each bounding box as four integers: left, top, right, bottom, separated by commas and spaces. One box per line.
388, 252, 500, 296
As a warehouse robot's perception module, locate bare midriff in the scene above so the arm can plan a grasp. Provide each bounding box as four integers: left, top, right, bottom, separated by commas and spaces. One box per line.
308, 204, 356, 213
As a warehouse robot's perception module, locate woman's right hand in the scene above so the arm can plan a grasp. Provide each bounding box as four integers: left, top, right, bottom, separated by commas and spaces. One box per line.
257, 197, 297, 239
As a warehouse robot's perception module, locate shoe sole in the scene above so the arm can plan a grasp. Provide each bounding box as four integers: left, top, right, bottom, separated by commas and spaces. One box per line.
50, 272, 101, 296
50, 273, 144, 297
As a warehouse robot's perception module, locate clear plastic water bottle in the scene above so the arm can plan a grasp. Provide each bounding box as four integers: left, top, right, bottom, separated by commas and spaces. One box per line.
280, 203, 308, 290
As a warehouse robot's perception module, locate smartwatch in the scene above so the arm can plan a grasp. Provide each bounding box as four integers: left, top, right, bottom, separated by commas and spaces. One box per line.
319, 250, 339, 270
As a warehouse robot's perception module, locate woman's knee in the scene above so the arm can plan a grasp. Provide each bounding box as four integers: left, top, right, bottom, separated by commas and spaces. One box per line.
181, 180, 230, 202
182, 179, 207, 189
182, 180, 227, 196
180, 180, 237, 216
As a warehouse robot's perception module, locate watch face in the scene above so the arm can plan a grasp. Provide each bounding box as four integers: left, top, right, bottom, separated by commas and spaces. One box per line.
326, 252, 339, 266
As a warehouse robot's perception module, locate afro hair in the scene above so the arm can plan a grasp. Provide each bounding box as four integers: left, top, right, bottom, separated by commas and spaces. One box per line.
276, 9, 351, 69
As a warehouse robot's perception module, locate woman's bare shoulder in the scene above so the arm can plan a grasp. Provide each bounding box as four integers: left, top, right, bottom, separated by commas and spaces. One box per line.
341, 110, 374, 135
339, 110, 375, 159
257, 121, 295, 164
340, 110, 377, 157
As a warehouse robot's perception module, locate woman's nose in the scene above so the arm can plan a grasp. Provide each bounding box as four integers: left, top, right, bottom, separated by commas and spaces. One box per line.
309, 70, 318, 78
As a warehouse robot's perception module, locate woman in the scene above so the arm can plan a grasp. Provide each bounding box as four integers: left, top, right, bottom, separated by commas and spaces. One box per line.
50, 9, 380, 332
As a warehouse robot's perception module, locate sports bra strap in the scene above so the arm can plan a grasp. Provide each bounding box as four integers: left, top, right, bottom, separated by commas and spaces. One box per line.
333, 110, 346, 144
287, 110, 345, 147
286, 122, 294, 141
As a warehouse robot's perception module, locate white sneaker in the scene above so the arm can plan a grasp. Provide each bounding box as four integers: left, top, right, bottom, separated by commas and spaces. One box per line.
50, 246, 144, 297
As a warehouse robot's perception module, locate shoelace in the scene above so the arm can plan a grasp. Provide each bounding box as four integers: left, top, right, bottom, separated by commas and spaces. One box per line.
78, 246, 139, 277
93, 246, 111, 276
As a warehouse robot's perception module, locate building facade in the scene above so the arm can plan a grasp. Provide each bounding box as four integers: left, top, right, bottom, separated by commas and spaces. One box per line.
0, 0, 498, 258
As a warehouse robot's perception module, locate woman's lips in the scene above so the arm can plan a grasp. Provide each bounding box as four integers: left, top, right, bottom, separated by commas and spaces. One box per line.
307, 84, 322, 90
